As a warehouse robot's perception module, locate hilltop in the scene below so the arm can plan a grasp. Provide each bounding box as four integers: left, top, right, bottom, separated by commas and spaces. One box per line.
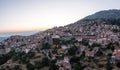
83, 9, 120, 20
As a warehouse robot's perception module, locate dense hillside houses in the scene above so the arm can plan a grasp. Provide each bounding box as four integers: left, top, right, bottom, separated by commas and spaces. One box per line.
0, 10, 120, 70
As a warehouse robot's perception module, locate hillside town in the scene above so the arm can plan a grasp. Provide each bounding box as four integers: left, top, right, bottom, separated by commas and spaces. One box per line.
0, 19, 120, 70
1, 0, 120, 69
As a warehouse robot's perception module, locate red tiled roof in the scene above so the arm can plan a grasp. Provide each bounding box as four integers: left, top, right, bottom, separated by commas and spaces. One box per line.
115, 52, 120, 57
113, 49, 120, 59
61, 62, 71, 67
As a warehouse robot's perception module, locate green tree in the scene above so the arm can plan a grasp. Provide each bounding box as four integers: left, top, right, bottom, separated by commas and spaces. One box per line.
34, 61, 42, 69
49, 60, 58, 70
0, 67, 5, 70
116, 61, 120, 68
80, 51, 85, 59
14, 65, 22, 70
73, 63, 83, 70
26, 51, 35, 59
95, 49, 103, 56
42, 42, 51, 49
70, 56, 80, 64
68, 46, 78, 56
0, 50, 15, 65
41, 57, 50, 66
81, 39, 89, 46
106, 56, 113, 70
26, 63, 34, 70
53, 38, 60, 45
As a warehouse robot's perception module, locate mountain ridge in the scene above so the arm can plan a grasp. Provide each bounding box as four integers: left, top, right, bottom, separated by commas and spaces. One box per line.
0, 37, 7, 42
0, 9, 120, 43
83, 9, 120, 20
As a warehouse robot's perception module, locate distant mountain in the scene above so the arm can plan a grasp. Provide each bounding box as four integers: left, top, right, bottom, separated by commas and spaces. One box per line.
0, 31, 40, 42
0, 31, 39, 37
0, 37, 7, 42
83, 9, 120, 20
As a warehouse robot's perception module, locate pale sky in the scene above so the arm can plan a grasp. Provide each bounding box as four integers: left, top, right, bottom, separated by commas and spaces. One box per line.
0, 0, 120, 32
